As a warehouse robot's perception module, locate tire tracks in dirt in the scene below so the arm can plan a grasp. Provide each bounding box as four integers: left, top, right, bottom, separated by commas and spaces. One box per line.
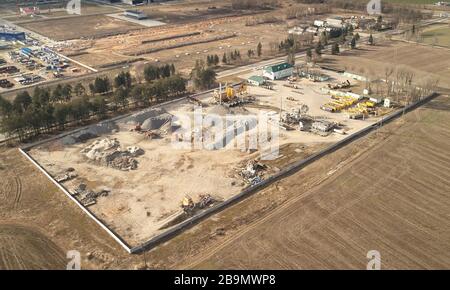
176, 124, 403, 269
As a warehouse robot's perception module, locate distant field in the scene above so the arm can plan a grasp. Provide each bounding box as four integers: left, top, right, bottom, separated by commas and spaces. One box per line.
382, 0, 439, 4
422, 25, 450, 47
19, 15, 143, 41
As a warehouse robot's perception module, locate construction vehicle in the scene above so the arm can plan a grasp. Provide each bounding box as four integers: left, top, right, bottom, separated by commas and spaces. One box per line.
327, 80, 351, 90
181, 196, 195, 214
181, 194, 214, 214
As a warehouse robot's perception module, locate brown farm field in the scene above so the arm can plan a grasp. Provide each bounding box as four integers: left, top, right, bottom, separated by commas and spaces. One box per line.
319, 40, 450, 89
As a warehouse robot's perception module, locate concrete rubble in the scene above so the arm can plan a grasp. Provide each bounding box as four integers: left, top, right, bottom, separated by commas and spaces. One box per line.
71, 183, 110, 207
55, 167, 78, 183
239, 160, 267, 185
81, 138, 144, 171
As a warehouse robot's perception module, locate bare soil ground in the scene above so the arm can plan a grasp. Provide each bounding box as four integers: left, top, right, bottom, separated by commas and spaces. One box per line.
57, 1, 326, 71
20, 15, 144, 41
1, 3, 120, 23
64, 14, 290, 71
0, 224, 66, 270
26, 72, 365, 247
1, 94, 449, 269
178, 94, 450, 269
0, 148, 133, 269
319, 40, 450, 89
420, 23, 450, 48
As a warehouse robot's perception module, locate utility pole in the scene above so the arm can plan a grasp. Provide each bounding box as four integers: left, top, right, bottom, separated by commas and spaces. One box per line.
279, 95, 283, 122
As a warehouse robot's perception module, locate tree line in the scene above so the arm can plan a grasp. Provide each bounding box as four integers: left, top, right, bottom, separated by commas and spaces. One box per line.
0, 64, 186, 142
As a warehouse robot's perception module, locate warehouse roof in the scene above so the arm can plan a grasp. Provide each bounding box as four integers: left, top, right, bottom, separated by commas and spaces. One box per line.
248, 75, 266, 84
264, 62, 293, 73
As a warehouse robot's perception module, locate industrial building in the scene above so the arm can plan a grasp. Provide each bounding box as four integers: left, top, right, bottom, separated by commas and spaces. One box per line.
0, 30, 26, 42
247, 75, 266, 86
263, 62, 294, 80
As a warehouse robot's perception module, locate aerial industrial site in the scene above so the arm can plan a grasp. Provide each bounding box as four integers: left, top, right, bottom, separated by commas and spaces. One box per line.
0, 0, 449, 273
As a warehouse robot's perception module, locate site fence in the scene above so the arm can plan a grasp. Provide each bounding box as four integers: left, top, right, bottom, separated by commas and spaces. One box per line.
19, 86, 437, 254
17, 84, 238, 253
130, 92, 439, 253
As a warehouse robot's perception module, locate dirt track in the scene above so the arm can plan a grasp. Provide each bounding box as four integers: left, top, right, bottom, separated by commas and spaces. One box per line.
0, 147, 134, 270
0, 224, 66, 270
177, 95, 450, 269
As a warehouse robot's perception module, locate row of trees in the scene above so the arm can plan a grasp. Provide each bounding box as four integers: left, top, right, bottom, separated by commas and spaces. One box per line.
191, 60, 217, 90
143, 63, 176, 82
204, 43, 263, 67
0, 64, 186, 141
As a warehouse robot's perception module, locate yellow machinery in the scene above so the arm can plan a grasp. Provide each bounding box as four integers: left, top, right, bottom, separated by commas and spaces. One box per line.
321, 95, 358, 113
344, 100, 377, 119
181, 196, 195, 213
213, 83, 248, 104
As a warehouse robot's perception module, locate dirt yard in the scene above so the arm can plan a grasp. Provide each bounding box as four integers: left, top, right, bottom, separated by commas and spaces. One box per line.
2, 93, 449, 269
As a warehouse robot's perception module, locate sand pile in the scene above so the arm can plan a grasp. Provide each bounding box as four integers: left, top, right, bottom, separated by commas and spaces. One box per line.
62, 121, 118, 145
141, 113, 172, 131
121, 107, 169, 125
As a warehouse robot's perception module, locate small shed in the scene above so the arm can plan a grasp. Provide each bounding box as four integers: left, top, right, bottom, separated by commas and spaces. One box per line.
248, 75, 266, 86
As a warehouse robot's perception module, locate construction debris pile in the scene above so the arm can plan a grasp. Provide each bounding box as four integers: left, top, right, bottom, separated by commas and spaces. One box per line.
281, 105, 309, 129
71, 183, 110, 207
311, 120, 337, 136
239, 160, 267, 186
55, 167, 78, 183
81, 138, 144, 171
327, 80, 351, 89
181, 194, 215, 215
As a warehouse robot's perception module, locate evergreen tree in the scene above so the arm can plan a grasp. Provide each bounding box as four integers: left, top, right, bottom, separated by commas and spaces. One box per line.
257, 42, 262, 57
222, 53, 228, 64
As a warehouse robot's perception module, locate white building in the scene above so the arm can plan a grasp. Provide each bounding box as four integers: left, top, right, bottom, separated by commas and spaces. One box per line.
326, 17, 344, 28
263, 63, 294, 80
